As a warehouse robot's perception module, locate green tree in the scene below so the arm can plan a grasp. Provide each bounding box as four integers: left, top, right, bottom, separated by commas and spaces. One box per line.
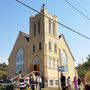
0, 63, 8, 71
0, 63, 8, 79
0, 71, 7, 79
77, 54, 90, 78
86, 71, 90, 83
87, 54, 90, 62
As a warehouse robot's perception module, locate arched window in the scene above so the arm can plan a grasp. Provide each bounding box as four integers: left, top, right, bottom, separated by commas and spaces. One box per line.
39, 43, 41, 50
38, 21, 40, 33
52, 57, 55, 69
32, 45, 35, 52
33, 57, 40, 65
61, 50, 68, 72
34, 24, 36, 36
48, 56, 51, 68
16, 48, 24, 73
52, 22, 55, 36
48, 20, 51, 34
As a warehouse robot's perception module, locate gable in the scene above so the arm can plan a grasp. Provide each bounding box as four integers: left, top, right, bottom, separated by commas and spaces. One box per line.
8, 31, 29, 61
59, 35, 75, 61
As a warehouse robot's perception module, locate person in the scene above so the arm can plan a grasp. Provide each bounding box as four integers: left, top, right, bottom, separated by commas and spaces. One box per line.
78, 77, 81, 90
19, 70, 23, 78
82, 76, 87, 89
29, 77, 32, 89
73, 76, 78, 90
60, 73, 66, 90
85, 84, 90, 90
39, 76, 42, 90
67, 76, 71, 90
35, 76, 38, 89
29, 77, 35, 90
25, 75, 30, 88
19, 74, 26, 90
17, 70, 23, 89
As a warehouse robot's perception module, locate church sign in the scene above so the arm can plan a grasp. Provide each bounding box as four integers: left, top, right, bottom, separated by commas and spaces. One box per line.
58, 66, 65, 72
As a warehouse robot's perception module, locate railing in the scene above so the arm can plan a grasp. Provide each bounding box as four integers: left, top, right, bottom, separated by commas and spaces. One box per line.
10, 71, 40, 84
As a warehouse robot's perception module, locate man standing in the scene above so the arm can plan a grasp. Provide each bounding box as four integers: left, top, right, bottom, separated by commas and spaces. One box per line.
78, 77, 81, 90
60, 73, 66, 90
39, 76, 42, 90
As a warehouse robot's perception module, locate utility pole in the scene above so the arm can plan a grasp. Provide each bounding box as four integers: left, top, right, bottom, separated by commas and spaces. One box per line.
58, 66, 60, 90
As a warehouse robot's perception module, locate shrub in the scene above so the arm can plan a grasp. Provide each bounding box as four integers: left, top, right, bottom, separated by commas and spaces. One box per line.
6, 84, 14, 90
0, 71, 7, 79
86, 71, 90, 83
0, 84, 14, 90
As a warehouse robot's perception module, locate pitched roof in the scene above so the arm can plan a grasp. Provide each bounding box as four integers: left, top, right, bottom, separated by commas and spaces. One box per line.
21, 31, 29, 42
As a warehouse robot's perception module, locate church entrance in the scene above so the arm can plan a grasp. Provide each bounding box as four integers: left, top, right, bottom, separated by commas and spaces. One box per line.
34, 64, 40, 75
33, 57, 40, 76
34, 64, 40, 71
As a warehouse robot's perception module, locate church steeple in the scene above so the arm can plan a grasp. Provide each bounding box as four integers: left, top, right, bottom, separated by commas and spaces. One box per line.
29, 6, 58, 40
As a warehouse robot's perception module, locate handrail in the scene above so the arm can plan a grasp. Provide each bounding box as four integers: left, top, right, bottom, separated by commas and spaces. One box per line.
10, 75, 19, 81
27, 71, 40, 76
11, 71, 40, 82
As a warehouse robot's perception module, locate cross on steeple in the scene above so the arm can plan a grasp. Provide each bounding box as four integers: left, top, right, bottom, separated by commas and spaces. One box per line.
41, 3, 46, 10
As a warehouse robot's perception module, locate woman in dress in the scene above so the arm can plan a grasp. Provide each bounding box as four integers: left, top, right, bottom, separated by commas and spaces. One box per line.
73, 76, 78, 90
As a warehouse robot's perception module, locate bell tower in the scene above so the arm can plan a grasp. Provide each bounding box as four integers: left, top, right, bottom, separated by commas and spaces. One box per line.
29, 6, 58, 77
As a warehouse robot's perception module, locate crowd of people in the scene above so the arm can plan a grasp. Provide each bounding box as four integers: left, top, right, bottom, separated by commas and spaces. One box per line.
18, 71, 42, 90
16, 71, 89, 90
60, 73, 89, 90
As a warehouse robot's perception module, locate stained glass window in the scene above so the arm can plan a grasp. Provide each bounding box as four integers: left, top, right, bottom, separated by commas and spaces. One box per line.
61, 50, 68, 72
16, 48, 24, 73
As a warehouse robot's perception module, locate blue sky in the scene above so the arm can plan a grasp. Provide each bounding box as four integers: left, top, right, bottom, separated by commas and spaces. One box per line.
0, 0, 90, 66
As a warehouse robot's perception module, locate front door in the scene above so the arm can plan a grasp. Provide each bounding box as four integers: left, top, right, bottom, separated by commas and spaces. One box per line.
34, 64, 40, 75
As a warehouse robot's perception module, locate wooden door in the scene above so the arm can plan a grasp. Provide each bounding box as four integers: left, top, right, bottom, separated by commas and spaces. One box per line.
34, 64, 40, 75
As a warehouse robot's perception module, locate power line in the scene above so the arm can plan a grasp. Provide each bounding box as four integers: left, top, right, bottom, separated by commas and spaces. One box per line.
72, 0, 90, 14
16, 0, 90, 40
64, 0, 90, 20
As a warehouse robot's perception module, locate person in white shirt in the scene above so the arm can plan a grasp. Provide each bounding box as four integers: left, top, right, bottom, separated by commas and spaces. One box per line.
25, 75, 30, 88
67, 76, 71, 90
39, 76, 42, 90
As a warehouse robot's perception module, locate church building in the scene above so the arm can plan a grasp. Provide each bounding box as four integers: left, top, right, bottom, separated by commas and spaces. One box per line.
8, 8, 75, 87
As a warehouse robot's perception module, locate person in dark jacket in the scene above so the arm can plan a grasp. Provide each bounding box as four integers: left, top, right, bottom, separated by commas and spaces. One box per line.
60, 73, 66, 90
29, 77, 35, 90
78, 77, 81, 90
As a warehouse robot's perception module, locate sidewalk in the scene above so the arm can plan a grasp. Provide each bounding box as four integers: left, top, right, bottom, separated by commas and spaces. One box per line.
14, 87, 59, 90
14, 84, 85, 90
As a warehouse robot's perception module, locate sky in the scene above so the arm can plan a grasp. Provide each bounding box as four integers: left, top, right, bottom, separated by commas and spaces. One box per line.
0, 0, 90, 66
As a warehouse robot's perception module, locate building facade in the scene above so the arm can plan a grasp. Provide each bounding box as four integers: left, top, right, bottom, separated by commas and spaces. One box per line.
8, 8, 75, 87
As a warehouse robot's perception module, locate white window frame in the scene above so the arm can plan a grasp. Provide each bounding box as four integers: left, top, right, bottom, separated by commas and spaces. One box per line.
50, 80, 53, 86
48, 56, 51, 68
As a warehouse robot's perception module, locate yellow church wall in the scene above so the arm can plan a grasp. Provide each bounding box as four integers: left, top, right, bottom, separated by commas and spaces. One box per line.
8, 32, 29, 78
58, 36, 75, 81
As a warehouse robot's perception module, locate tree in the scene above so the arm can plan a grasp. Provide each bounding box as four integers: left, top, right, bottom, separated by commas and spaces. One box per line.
77, 54, 90, 77
0, 63, 8, 79
86, 71, 90, 83
0, 71, 7, 79
87, 54, 90, 62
